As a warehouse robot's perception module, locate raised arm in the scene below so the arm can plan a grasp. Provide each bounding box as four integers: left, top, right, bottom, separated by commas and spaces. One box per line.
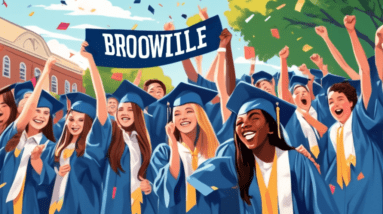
299, 64, 316, 100
204, 55, 218, 82
17, 57, 56, 131
375, 26, 383, 81
344, 15, 371, 108
310, 54, 328, 76
225, 30, 237, 96
315, 26, 360, 80
216, 30, 232, 123
80, 42, 108, 125
133, 69, 142, 86
249, 58, 256, 84
194, 55, 203, 75
279, 46, 294, 104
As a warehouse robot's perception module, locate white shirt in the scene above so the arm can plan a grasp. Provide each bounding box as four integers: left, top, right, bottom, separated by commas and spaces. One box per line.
255, 156, 273, 187
330, 113, 356, 161
178, 142, 207, 184
123, 130, 141, 204
295, 107, 320, 149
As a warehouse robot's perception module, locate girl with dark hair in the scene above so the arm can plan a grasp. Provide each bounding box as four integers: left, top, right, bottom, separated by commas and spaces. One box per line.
0, 57, 64, 214
188, 83, 339, 214
0, 84, 17, 136
80, 42, 158, 214
151, 82, 220, 214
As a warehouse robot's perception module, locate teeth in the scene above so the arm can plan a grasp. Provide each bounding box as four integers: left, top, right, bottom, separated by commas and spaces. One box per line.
72, 128, 79, 131
122, 117, 130, 121
181, 122, 190, 126
33, 119, 43, 124
245, 133, 256, 140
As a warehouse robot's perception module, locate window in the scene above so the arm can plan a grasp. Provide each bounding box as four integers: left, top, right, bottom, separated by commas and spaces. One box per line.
34, 68, 41, 77
65, 80, 70, 94
19, 62, 26, 81
51, 76, 57, 93
72, 83, 77, 92
2, 56, 10, 78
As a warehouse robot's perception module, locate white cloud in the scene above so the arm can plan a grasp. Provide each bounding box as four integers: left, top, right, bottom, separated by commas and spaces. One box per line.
47, 39, 89, 70
38, 0, 153, 21
234, 56, 301, 73
25, 26, 82, 41
70, 24, 105, 29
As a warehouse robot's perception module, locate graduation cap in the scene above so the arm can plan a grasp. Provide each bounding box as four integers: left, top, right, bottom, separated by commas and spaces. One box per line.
14, 81, 34, 105
321, 74, 346, 94
148, 5, 154, 14
37, 90, 64, 115
106, 93, 118, 102
113, 80, 156, 110
313, 81, 323, 96
60, 0, 67, 5
134, 0, 140, 3
227, 82, 296, 138
237, 74, 251, 85
252, 71, 273, 85
273, 71, 294, 86
289, 75, 309, 93
66, 93, 96, 120
310, 69, 323, 79
0, 83, 17, 95
158, 82, 217, 108
59, 94, 68, 115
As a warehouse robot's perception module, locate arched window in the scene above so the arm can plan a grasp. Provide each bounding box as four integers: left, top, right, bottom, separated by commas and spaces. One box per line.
2, 56, 10, 78
51, 76, 58, 93
65, 80, 70, 94
72, 83, 77, 92
19, 62, 26, 81
34, 68, 41, 77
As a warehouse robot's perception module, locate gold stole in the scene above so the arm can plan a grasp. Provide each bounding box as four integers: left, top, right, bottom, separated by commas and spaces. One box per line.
182, 142, 199, 213
256, 153, 278, 214
336, 126, 356, 189
131, 187, 143, 214
13, 148, 24, 214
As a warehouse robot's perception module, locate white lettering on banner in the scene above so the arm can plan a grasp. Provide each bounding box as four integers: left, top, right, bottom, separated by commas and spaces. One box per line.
103, 34, 115, 56
102, 26, 208, 58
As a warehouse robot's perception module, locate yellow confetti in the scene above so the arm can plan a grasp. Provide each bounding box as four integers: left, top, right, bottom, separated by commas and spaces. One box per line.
292, 32, 294, 34
29, 12, 34, 16
78, 7, 84, 10
132, 24, 138, 30
211, 186, 218, 190
239, 38, 241, 41
177, 2, 179, 7
276, 4, 286, 10
253, 35, 255, 38
297, 37, 303, 41
302, 44, 313, 52
295, 0, 305, 12
0, 183, 6, 189
182, 2, 185, 6
90, 8, 96, 12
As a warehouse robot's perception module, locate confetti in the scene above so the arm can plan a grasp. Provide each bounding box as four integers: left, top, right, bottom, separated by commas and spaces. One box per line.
148, 5, 154, 14
57, 22, 70, 30
111, 73, 123, 81
244, 46, 255, 59
302, 44, 313, 52
271, 28, 280, 39
90, 8, 96, 12
357, 172, 364, 181
297, 37, 303, 41
295, 0, 305, 12
177, 2, 180, 7
131, 24, 138, 30
182, 2, 185, 5
276, 4, 286, 10
112, 187, 117, 199
134, 0, 140, 3
329, 184, 335, 194
2, 0, 7, 8
169, 15, 172, 19
27, 4, 32, 8
69, 53, 74, 58
253, 35, 255, 38
159, 3, 163, 7
182, 14, 187, 19
60, 0, 66, 5
239, 38, 241, 41
29, 12, 35, 16
0, 183, 6, 189
265, 16, 271, 22
245, 14, 254, 23
78, 7, 84, 10
292, 32, 294, 34
31, 77, 38, 87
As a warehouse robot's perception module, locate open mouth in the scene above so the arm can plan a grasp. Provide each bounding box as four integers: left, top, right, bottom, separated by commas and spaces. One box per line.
301, 98, 307, 105
71, 127, 80, 132
121, 117, 131, 121
180, 121, 191, 126
33, 119, 44, 124
0, 113, 3, 117
335, 109, 343, 115
243, 131, 256, 141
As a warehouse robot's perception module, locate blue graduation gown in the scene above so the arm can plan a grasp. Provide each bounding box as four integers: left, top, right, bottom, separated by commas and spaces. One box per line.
322, 90, 383, 213
311, 94, 336, 128
216, 114, 236, 144
147, 102, 168, 151
151, 143, 220, 214
188, 140, 339, 214
85, 117, 158, 214
53, 117, 66, 141
0, 122, 57, 214
108, 114, 115, 121
188, 75, 217, 91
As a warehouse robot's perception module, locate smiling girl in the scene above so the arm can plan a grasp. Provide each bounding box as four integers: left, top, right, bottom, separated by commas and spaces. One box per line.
0, 57, 64, 214
0, 84, 17, 136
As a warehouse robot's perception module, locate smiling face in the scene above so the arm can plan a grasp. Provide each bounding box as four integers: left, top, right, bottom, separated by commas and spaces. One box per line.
66, 111, 86, 136
235, 109, 270, 150
148, 83, 165, 100
328, 91, 353, 124
256, 80, 274, 95
173, 103, 198, 134
292, 86, 312, 111
18, 92, 32, 114
0, 94, 11, 127
117, 102, 135, 128
107, 98, 118, 115
29, 107, 50, 130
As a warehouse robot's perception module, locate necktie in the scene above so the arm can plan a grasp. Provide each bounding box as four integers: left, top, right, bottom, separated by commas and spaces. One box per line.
336, 126, 351, 189
256, 153, 278, 214
182, 142, 199, 212
310, 145, 320, 159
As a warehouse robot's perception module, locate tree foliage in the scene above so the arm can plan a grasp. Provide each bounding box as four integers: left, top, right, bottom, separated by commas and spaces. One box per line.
225, 0, 383, 77
82, 66, 174, 98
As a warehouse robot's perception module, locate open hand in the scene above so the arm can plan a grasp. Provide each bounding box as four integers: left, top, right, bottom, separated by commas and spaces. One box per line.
310, 54, 323, 68
198, 5, 208, 21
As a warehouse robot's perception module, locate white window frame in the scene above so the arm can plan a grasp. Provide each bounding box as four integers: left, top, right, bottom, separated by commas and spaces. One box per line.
19, 62, 26, 81
2, 55, 10, 78
65, 80, 70, 94
34, 67, 41, 77
51, 75, 58, 93
72, 83, 77, 92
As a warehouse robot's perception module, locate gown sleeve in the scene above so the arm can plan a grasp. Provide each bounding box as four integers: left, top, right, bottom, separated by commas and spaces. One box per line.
188, 75, 217, 91
0, 121, 18, 149
32, 141, 57, 186
53, 117, 66, 141
354, 86, 383, 132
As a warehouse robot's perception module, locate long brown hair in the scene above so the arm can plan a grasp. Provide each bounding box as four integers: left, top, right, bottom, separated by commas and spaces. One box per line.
235, 110, 294, 205
108, 102, 152, 180
5, 116, 56, 152
0, 90, 17, 130
54, 110, 93, 162
172, 104, 219, 159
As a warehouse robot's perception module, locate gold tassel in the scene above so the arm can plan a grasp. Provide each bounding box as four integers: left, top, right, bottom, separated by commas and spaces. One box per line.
276, 102, 281, 139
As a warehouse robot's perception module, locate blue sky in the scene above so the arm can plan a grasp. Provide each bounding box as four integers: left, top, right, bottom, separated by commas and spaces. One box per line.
0, 0, 297, 86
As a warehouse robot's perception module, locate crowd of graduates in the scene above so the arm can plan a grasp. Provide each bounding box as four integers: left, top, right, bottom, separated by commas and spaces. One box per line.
1, 12, 383, 214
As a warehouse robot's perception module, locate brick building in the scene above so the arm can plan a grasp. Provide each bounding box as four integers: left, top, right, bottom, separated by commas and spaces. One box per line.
0, 17, 84, 94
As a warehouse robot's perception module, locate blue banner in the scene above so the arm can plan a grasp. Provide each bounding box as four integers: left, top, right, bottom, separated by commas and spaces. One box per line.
85, 15, 222, 68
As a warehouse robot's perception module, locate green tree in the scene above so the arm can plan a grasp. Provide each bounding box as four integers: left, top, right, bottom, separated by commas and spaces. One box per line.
82, 66, 174, 98
225, 0, 382, 77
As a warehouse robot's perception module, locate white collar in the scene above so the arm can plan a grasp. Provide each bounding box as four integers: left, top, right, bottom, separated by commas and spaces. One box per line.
18, 131, 43, 149
122, 130, 138, 142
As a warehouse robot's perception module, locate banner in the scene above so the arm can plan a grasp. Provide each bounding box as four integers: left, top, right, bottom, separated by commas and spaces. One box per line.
85, 15, 223, 68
